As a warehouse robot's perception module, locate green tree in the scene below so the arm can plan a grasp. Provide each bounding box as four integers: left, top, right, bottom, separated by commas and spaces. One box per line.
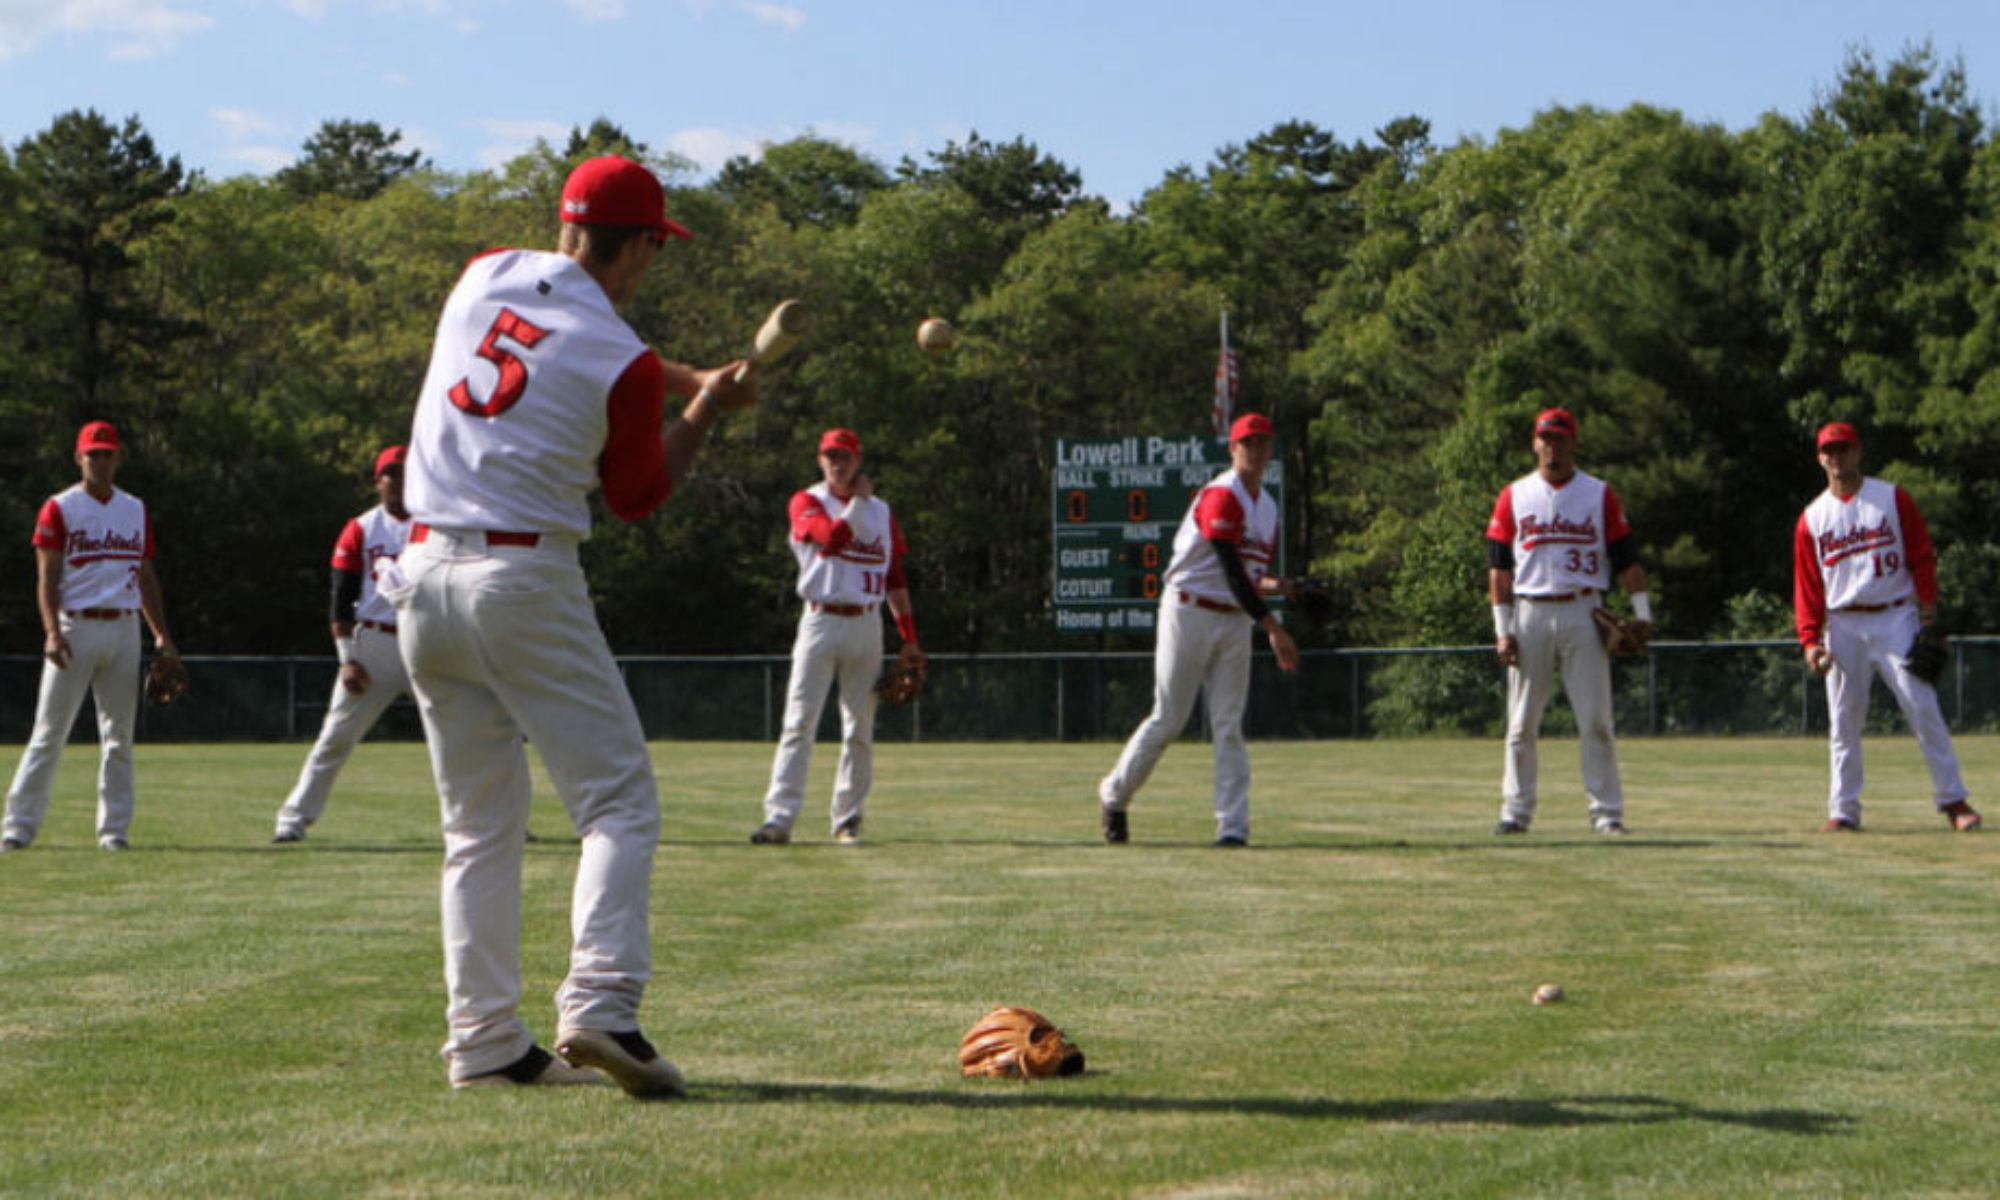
717, 134, 889, 229
275, 119, 427, 200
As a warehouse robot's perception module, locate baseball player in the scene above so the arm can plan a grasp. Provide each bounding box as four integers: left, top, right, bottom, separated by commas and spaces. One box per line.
1486, 407, 1651, 836
393, 155, 756, 1092
750, 428, 920, 846
271, 446, 412, 844
3, 422, 180, 852
1793, 421, 1979, 833
1097, 413, 1301, 848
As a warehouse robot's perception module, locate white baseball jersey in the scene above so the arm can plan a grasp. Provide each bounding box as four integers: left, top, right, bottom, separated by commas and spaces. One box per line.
1486, 470, 1630, 596
789, 484, 901, 606
332, 505, 411, 627
33, 486, 154, 611
405, 249, 650, 537
1795, 478, 1921, 614
1162, 469, 1278, 606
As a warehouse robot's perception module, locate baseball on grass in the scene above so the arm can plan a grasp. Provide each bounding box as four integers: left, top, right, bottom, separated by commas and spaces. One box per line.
1533, 983, 1566, 1005
916, 316, 956, 351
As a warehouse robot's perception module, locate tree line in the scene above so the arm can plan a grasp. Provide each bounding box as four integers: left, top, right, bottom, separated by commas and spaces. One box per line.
4, 47, 1997, 723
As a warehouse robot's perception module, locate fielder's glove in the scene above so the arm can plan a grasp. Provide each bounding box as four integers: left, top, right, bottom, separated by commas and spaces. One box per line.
145, 656, 189, 706
1591, 608, 1649, 657
1289, 577, 1336, 625
958, 1006, 1085, 1081
1906, 624, 1949, 685
874, 643, 927, 707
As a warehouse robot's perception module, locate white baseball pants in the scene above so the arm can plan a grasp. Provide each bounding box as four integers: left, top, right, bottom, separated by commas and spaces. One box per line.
273, 625, 410, 838
762, 607, 881, 834
1822, 604, 1967, 824
1099, 597, 1254, 842
388, 529, 660, 1083
3, 611, 141, 846
1500, 596, 1623, 828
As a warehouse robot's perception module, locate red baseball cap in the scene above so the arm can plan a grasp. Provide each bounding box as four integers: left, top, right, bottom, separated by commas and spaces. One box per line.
374, 445, 407, 477
819, 428, 862, 455
1816, 421, 1860, 450
1534, 408, 1578, 439
77, 421, 120, 453
560, 156, 693, 241
1229, 413, 1273, 442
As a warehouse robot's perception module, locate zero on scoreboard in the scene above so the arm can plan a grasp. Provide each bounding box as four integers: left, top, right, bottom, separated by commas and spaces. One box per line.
1051, 433, 1283, 632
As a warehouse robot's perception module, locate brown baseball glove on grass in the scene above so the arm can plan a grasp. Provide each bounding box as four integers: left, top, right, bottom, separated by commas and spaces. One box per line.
1591, 608, 1649, 657
958, 1006, 1085, 1081
874, 643, 927, 706
145, 655, 189, 705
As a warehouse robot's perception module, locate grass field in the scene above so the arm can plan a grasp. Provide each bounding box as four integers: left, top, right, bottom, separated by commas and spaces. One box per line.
1, 735, 1996, 1198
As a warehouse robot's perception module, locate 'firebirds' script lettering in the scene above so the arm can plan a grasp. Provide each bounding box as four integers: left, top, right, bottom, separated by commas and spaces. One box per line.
1518, 514, 1598, 548
66, 528, 145, 564
1817, 518, 1895, 567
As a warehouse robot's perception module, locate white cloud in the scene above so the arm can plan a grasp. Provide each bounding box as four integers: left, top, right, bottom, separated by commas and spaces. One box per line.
665, 127, 765, 175
228, 145, 296, 174
209, 107, 283, 140
0, 0, 214, 60
562, 0, 624, 19
474, 117, 571, 169
738, 1, 802, 33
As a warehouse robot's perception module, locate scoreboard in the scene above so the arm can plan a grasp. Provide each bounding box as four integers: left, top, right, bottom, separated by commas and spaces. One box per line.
1051, 434, 1283, 633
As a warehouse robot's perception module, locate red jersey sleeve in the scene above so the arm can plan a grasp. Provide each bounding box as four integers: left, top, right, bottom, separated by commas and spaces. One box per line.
1601, 486, 1633, 542
1793, 510, 1827, 647
1894, 486, 1939, 605
144, 510, 157, 559
1484, 486, 1516, 544
885, 513, 910, 591
32, 498, 64, 550
600, 350, 671, 522
789, 490, 855, 556
330, 518, 366, 572
1193, 488, 1247, 543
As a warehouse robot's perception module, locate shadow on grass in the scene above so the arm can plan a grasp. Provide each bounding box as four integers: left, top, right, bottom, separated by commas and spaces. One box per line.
692, 1082, 1853, 1135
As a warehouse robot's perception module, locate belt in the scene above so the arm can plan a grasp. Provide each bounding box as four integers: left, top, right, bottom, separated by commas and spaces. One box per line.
1837, 597, 1910, 614
1520, 588, 1597, 603
810, 602, 874, 617
409, 522, 540, 548
359, 619, 398, 635
65, 608, 130, 620
1178, 591, 1240, 615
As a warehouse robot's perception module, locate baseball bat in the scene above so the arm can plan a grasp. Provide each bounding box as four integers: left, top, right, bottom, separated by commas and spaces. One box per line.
736, 298, 810, 382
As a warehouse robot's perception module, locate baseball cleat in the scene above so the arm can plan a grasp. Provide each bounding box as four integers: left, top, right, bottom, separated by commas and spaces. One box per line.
271, 829, 305, 844
98, 835, 129, 851
1593, 818, 1628, 836
833, 818, 862, 845
556, 1028, 686, 1099
454, 1044, 602, 1089
1101, 807, 1129, 844
1942, 800, 1981, 832
1493, 820, 1529, 835
1, 837, 25, 852
1214, 835, 1248, 848
749, 822, 791, 845
1819, 817, 1861, 833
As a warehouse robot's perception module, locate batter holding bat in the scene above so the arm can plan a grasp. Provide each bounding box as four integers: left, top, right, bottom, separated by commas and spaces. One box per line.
391, 155, 757, 1093
1793, 421, 1978, 833
270, 445, 412, 844
1097, 413, 1300, 848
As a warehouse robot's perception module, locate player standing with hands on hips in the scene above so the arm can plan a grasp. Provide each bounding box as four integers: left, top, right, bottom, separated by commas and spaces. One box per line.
1097, 413, 1300, 848
1793, 421, 1979, 833
271, 445, 412, 844
1486, 408, 1650, 836
4, 422, 180, 852
390, 155, 756, 1093
751, 427, 922, 846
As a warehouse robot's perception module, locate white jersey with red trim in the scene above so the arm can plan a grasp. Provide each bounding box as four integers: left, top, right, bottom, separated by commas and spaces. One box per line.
332, 505, 411, 627
792, 484, 895, 606
405, 248, 649, 537
1800, 478, 1914, 611
1487, 470, 1626, 597
1162, 469, 1278, 605
34, 485, 152, 612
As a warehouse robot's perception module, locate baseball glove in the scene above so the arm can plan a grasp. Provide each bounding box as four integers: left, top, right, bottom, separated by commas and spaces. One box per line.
874, 643, 927, 707
1289, 577, 1336, 625
1591, 607, 1649, 657
1905, 624, 1949, 685
958, 1006, 1086, 1081
144, 655, 189, 706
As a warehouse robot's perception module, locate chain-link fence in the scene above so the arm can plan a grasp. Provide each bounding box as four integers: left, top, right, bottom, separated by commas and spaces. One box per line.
3, 639, 1997, 745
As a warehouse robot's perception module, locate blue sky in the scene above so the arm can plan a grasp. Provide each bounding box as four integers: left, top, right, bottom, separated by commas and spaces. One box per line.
2, 1, 1997, 210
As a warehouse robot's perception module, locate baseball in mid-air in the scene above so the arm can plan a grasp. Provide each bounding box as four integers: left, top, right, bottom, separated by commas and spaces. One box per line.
1532, 983, 1565, 1005
917, 317, 956, 351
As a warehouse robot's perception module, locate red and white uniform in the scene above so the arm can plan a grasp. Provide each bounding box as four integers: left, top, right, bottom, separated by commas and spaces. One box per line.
1486, 470, 1629, 829
760, 485, 910, 834
273, 505, 411, 840
3, 487, 156, 847
1794, 477, 1965, 823
1100, 468, 1278, 843
394, 247, 670, 1084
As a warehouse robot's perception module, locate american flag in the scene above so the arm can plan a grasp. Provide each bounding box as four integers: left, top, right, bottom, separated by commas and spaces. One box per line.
1211, 310, 1238, 436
